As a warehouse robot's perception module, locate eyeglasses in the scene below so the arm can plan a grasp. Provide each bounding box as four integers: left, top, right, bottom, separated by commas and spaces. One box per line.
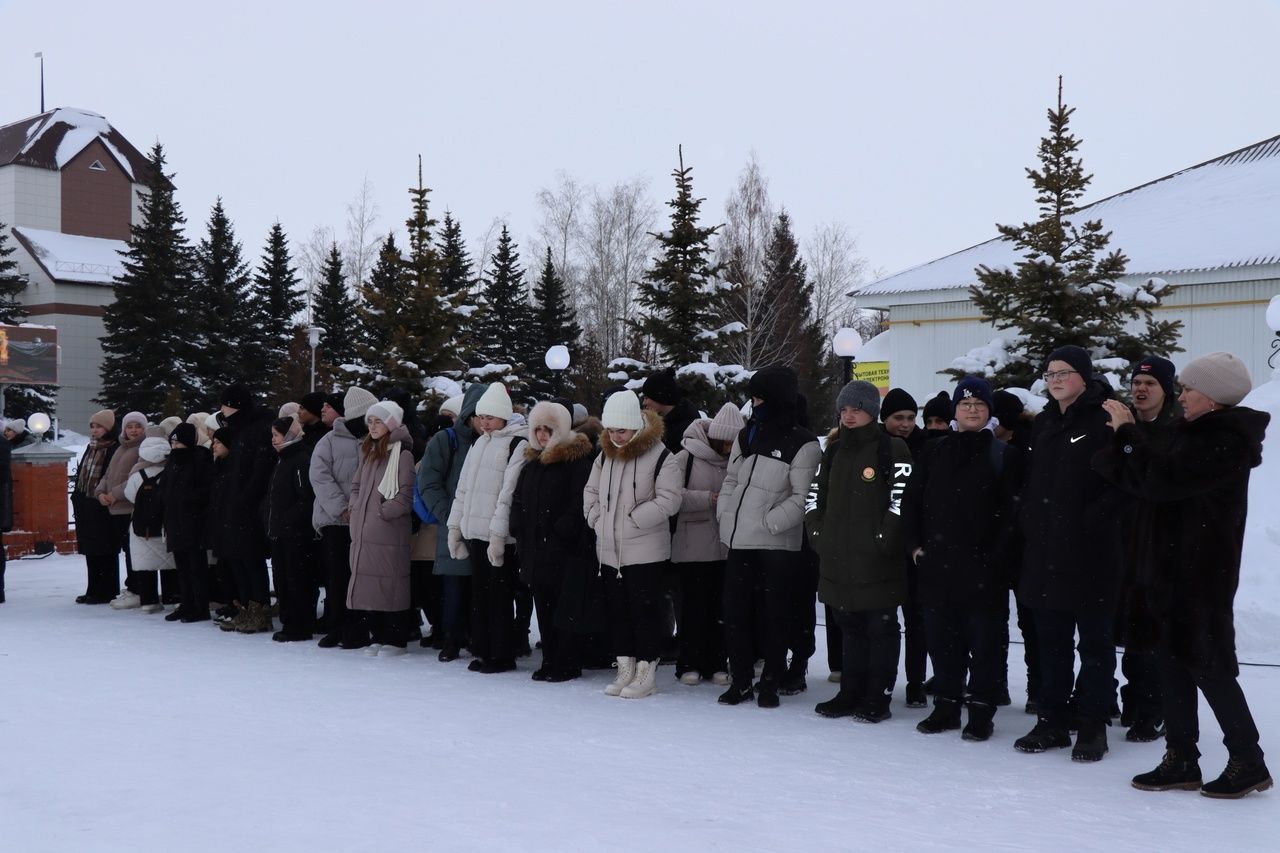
1042, 369, 1078, 382
956, 401, 987, 412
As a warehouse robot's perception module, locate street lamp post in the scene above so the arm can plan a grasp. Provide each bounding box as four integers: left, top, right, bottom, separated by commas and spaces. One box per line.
832, 327, 864, 382
308, 326, 325, 392
545, 345, 571, 396
28, 411, 51, 443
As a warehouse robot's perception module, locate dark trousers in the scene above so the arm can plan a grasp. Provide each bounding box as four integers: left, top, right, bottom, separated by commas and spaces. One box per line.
230, 556, 270, 607
533, 582, 575, 673
515, 579, 533, 645
1160, 655, 1264, 764
661, 564, 681, 656
1121, 648, 1162, 720
210, 557, 236, 607
412, 563, 442, 632
469, 539, 516, 663
825, 604, 843, 671
172, 546, 209, 618
440, 574, 471, 645
834, 607, 901, 706
675, 560, 726, 677
924, 604, 1003, 706
134, 569, 160, 606
354, 609, 407, 648
902, 562, 927, 685
790, 550, 819, 669
723, 549, 795, 687
0, 532, 5, 602
111, 515, 136, 593
1016, 598, 1041, 700
602, 561, 666, 662
84, 553, 120, 599
272, 537, 317, 636
319, 526, 352, 639
1033, 606, 1116, 722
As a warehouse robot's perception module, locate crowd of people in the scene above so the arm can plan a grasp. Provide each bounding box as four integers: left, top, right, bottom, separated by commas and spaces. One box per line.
44, 346, 1273, 799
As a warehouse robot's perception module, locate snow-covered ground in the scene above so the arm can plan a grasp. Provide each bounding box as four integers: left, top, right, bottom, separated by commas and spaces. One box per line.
1, 556, 1275, 853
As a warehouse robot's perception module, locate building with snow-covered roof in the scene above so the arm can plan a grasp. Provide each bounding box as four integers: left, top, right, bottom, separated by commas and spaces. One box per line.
0, 108, 149, 427
852, 134, 1280, 402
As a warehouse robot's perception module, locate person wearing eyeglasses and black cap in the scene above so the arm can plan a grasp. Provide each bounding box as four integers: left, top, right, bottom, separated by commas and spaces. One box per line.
1014, 345, 1127, 762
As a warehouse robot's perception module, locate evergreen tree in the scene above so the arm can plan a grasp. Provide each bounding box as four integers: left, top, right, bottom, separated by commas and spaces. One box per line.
311, 242, 360, 388
471, 225, 532, 392
526, 247, 583, 397
192, 198, 253, 394
358, 233, 404, 361
98, 142, 198, 417
245, 222, 304, 398
635, 146, 724, 367
961, 79, 1181, 387
437, 212, 474, 297
0, 223, 56, 418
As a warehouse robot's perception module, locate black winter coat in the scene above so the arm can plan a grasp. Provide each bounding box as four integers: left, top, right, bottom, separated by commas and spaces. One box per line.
661, 398, 700, 455
267, 440, 316, 541
510, 432, 596, 592
903, 429, 1023, 608
301, 420, 330, 453
0, 436, 12, 533
162, 445, 214, 552
1017, 381, 1127, 612
1093, 405, 1269, 676
71, 440, 119, 556
215, 404, 274, 559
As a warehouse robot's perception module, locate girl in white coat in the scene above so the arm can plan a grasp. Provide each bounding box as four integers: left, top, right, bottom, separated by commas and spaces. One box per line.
123, 437, 177, 613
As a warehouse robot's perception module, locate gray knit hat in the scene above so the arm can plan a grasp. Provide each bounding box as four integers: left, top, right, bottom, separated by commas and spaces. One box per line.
836, 380, 881, 420
707, 402, 746, 440
1179, 352, 1253, 407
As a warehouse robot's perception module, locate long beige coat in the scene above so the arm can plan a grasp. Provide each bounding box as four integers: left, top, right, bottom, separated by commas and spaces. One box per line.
347, 425, 416, 612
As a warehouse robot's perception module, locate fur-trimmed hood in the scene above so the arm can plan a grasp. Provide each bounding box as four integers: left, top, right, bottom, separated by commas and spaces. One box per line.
526, 429, 594, 465
599, 409, 665, 462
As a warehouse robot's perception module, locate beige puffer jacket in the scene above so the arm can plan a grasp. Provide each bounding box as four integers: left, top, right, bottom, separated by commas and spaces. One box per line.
716, 428, 821, 552
671, 419, 730, 564
584, 411, 683, 569
447, 420, 529, 542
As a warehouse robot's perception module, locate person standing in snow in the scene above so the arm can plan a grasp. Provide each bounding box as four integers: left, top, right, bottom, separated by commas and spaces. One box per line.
806, 380, 912, 723
1014, 346, 1126, 762
72, 410, 121, 604
347, 401, 417, 655
584, 390, 683, 699
1095, 352, 1273, 798
268, 416, 318, 642
3, 418, 38, 448
121, 436, 176, 614
921, 392, 953, 436
0, 426, 10, 604
297, 392, 331, 452
902, 376, 1022, 741
447, 383, 529, 674
670, 402, 743, 687
97, 411, 147, 609
717, 366, 822, 709
162, 423, 214, 623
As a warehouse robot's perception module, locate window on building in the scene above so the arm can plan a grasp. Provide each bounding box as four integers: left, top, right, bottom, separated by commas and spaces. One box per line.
89, 160, 106, 172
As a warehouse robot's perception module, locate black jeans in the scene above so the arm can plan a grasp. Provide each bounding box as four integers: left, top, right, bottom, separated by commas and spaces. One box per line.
272, 536, 317, 636
1160, 656, 1264, 764
825, 604, 843, 672
1121, 648, 1162, 720
230, 556, 270, 607
675, 560, 726, 677
790, 550, 819, 669
924, 604, 1003, 706
533, 582, 575, 673
171, 546, 209, 618
411, 562, 442, 632
319, 526, 352, 639
354, 610, 407, 648
723, 549, 795, 687
84, 553, 120, 600
1033, 606, 1116, 722
440, 574, 471, 645
834, 607, 901, 706
134, 569, 160, 606
602, 561, 666, 663
469, 539, 517, 663
902, 561, 927, 686
1016, 598, 1041, 700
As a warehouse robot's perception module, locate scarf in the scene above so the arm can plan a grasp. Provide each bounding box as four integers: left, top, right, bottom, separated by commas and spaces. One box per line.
376, 439, 402, 501
76, 439, 114, 496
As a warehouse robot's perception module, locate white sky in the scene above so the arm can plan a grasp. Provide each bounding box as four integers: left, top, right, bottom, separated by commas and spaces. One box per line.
3, 0, 1279, 282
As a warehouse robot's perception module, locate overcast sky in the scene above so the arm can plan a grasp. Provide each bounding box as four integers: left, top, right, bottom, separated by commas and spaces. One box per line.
3, 0, 1279, 285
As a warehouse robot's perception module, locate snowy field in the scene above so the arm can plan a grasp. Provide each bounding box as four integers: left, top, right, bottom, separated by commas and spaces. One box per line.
1, 556, 1275, 853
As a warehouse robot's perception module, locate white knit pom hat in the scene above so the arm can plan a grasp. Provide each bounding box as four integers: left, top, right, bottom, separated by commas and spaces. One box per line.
601, 390, 643, 431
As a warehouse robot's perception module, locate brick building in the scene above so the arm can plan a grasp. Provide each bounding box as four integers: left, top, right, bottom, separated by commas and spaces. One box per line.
0, 107, 149, 428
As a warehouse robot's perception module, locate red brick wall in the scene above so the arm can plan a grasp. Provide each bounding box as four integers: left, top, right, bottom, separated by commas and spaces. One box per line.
61, 139, 133, 240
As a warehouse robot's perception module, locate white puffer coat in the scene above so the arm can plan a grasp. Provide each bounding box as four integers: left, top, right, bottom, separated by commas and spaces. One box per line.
447, 420, 529, 542
671, 419, 730, 564
584, 411, 683, 569
123, 463, 176, 572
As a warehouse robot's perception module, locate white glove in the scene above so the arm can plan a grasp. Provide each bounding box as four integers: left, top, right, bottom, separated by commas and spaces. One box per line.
448, 527, 469, 560
487, 535, 506, 567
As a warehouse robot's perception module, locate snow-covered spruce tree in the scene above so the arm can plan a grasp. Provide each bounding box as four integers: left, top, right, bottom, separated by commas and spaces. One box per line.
192, 198, 254, 396
436, 210, 479, 372
311, 242, 360, 389
635, 146, 725, 368
98, 142, 199, 417
526, 247, 583, 398
959, 80, 1181, 387
0, 222, 56, 418
244, 222, 305, 400
357, 233, 404, 364
471, 225, 532, 394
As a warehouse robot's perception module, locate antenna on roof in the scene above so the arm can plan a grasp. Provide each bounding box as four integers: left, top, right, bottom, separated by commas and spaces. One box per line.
34, 52, 44, 112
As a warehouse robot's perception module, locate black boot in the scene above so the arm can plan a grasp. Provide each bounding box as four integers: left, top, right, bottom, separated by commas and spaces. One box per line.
916, 698, 962, 734
852, 698, 892, 724
1014, 714, 1071, 753
779, 660, 807, 696
1132, 748, 1203, 792
963, 702, 996, 742
1200, 757, 1274, 799
1125, 716, 1165, 743
757, 680, 780, 708
815, 693, 859, 719
905, 682, 928, 709
718, 683, 754, 706
1072, 718, 1109, 762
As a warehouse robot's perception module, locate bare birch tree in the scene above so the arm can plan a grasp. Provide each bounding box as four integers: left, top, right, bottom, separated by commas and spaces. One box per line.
806, 219, 871, 339
532, 171, 585, 295
343, 175, 381, 293
576, 178, 657, 358
717, 154, 777, 368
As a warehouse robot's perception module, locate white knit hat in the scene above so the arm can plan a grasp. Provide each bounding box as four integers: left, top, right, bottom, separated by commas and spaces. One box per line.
343, 386, 378, 420
158, 416, 183, 436
366, 401, 404, 431
139, 436, 171, 463
4, 417, 25, 434
475, 383, 514, 421
121, 411, 148, 431
441, 395, 465, 417
601, 390, 643, 431
278, 401, 300, 419
707, 402, 746, 440
1180, 352, 1253, 406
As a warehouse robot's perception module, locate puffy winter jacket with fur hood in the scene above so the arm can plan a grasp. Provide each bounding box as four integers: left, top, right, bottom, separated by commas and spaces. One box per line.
671, 419, 730, 563
584, 410, 683, 568
448, 420, 529, 542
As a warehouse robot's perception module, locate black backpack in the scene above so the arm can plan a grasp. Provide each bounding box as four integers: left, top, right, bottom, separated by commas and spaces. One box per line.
131, 469, 166, 538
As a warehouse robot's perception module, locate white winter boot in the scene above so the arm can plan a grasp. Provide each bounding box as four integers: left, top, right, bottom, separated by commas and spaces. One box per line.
604, 656, 637, 696
621, 660, 657, 699
110, 591, 141, 610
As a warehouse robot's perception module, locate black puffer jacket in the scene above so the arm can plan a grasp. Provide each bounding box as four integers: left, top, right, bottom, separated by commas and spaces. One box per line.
215, 403, 275, 559
162, 445, 214, 552
660, 397, 700, 455
267, 440, 316, 541
510, 431, 595, 589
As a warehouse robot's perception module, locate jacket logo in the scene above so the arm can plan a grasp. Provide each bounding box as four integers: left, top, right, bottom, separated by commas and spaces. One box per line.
861, 466, 876, 482
771, 449, 782, 458
1070, 435, 1086, 444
